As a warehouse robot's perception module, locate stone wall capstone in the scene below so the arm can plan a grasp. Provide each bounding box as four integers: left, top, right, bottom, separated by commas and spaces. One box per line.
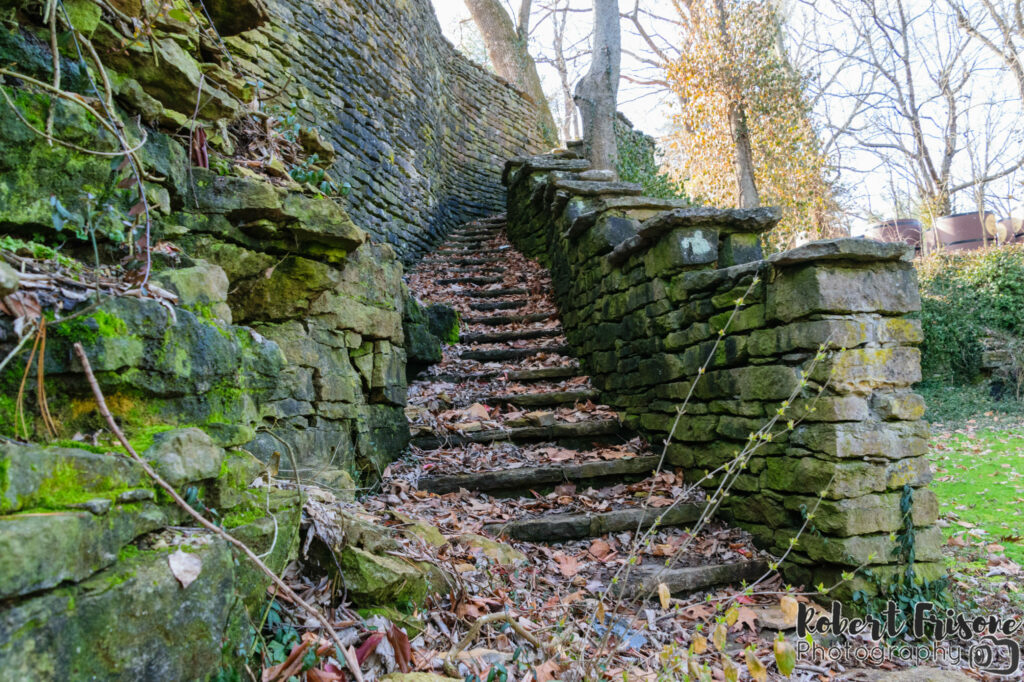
503, 153, 941, 599
226, 0, 551, 260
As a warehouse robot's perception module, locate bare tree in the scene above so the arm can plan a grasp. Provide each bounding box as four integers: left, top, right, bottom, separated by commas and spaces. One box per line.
464, 0, 558, 142
947, 0, 1024, 106
802, 0, 1024, 220
574, 0, 621, 171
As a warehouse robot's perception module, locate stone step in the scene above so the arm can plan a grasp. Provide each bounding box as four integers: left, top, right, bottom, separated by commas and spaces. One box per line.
483, 501, 705, 542
426, 366, 581, 384
423, 257, 504, 267
437, 276, 503, 285
448, 234, 499, 243
463, 312, 556, 325
459, 345, 569, 362
468, 300, 528, 311
466, 287, 530, 298
447, 267, 506, 275
460, 328, 561, 344
410, 418, 621, 450
418, 454, 661, 496
478, 389, 598, 407
450, 227, 503, 236
618, 560, 770, 600
437, 248, 511, 256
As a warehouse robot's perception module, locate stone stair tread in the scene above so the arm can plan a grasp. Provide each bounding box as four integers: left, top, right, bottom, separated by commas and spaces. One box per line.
418, 454, 660, 495
482, 500, 705, 542
423, 366, 581, 383
619, 560, 770, 599
437, 276, 503, 285
459, 345, 569, 361
478, 389, 598, 407
423, 257, 504, 266
410, 417, 622, 450
463, 312, 556, 325
466, 288, 530, 298
460, 328, 561, 344
468, 300, 528, 311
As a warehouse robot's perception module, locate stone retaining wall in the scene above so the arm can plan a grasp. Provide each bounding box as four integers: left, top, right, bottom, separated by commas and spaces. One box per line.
504, 154, 941, 597
231, 0, 551, 259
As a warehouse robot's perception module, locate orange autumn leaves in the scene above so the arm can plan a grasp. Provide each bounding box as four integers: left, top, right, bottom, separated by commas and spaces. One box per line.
665, 0, 842, 251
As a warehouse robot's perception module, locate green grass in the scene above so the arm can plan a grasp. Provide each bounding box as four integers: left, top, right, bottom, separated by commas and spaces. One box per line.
918, 377, 1024, 428
928, 426, 1024, 566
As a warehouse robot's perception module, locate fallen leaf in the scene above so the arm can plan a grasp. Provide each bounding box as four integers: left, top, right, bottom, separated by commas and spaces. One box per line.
466, 402, 490, 420
589, 539, 612, 559
658, 583, 671, 610
168, 549, 202, 589
745, 647, 767, 682
780, 595, 799, 625
554, 553, 579, 578
733, 606, 758, 634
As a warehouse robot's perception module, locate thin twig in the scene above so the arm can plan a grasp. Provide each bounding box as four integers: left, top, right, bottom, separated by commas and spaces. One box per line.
442, 611, 543, 677
71, 342, 364, 682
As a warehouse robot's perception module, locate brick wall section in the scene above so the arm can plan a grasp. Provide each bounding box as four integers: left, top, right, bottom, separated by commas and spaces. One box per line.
504, 154, 941, 598
226, 0, 550, 260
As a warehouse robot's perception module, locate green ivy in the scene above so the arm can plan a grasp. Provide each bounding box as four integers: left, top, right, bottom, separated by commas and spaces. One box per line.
613, 118, 689, 201
918, 245, 1024, 380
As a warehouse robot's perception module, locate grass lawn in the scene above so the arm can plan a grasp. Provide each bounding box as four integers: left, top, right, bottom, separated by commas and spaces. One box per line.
919, 379, 1024, 616
929, 426, 1024, 566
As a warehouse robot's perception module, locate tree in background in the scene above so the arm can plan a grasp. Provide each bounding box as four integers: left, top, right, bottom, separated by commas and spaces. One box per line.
464, 0, 559, 144
664, 0, 840, 249
574, 0, 621, 171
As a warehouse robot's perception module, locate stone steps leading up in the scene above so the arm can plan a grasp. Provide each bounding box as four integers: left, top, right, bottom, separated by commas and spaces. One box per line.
476, 389, 598, 407
459, 328, 561, 344
463, 312, 556, 325
468, 300, 528, 311
403, 215, 769, 601
426, 366, 580, 384
466, 287, 530, 298
459, 345, 569, 362
409, 418, 622, 450
417, 454, 661, 495
437, 276, 503, 285
483, 502, 705, 542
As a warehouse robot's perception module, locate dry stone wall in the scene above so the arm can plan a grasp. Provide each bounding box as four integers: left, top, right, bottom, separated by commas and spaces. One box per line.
504, 154, 941, 598
226, 0, 551, 259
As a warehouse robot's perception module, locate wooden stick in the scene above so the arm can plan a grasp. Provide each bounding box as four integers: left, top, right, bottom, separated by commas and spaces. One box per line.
71, 342, 363, 680
442, 611, 543, 677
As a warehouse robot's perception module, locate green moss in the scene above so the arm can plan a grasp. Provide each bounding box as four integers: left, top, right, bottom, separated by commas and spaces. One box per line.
118, 544, 140, 561
128, 423, 177, 454
222, 506, 265, 529
0, 456, 9, 498
0, 237, 81, 270
50, 439, 113, 455
50, 309, 130, 345
13, 459, 144, 511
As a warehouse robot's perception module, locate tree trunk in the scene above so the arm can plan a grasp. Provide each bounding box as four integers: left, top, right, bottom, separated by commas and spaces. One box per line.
574, 0, 621, 172
464, 0, 558, 144
729, 104, 760, 207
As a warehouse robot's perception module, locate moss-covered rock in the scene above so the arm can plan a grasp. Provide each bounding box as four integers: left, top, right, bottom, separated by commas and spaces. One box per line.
142, 428, 224, 488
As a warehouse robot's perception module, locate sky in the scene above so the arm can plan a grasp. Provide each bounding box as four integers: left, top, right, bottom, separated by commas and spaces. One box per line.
429, 1, 1024, 233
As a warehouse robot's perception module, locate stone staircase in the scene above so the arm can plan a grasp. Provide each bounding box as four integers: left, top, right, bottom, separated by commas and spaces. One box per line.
400, 216, 770, 598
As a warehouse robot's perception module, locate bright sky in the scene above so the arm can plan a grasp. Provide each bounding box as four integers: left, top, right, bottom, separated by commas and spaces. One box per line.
429, 1, 1024, 232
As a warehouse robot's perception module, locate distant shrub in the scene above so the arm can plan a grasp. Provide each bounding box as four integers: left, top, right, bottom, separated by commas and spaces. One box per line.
917, 245, 1024, 380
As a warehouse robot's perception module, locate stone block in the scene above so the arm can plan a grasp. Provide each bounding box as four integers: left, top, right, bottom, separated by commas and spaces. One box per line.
774, 525, 943, 565
643, 227, 718, 278
871, 391, 926, 421
790, 421, 929, 459
767, 262, 921, 323
784, 489, 938, 536
761, 452, 933, 499
814, 347, 921, 394
719, 232, 763, 267
143, 428, 225, 487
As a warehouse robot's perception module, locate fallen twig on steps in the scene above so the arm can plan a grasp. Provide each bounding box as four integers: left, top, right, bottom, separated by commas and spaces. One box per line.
71, 341, 362, 681
442, 611, 545, 677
